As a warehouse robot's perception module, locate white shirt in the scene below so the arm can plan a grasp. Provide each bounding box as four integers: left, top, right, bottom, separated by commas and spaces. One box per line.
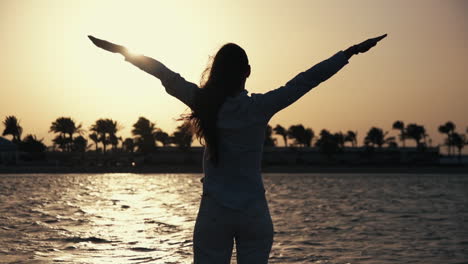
154, 51, 349, 209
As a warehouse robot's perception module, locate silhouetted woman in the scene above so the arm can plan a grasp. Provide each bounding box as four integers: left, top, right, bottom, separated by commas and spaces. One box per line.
89, 34, 386, 263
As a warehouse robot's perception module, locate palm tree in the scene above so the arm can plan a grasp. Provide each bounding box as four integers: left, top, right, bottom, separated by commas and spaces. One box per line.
333, 132, 345, 149
392, 120, 406, 147
405, 123, 426, 148
2, 116, 23, 143
101, 119, 122, 151
171, 121, 193, 149
315, 129, 340, 156
90, 119, 110, 153
287, 125, 301, 146
438, 121, 455, 155
131, 117, 157, 153
304, 128, 314, 147
72, 136, 88, 152
20, 134, 46, 153
50, 117, 83, 152
450, 132, 466, 162
123, 138, 135, 153
264, 125, 276, 147
438, 124, 450, 154
89, 133, 100, 152
364, 127, 385, 148
344, 130, 357, 147
154, 129, 171, 146
287, 124, 314, 147
104, 119, 121, 152
364, 127, 395, 148
109, 134, 120, 151
273, 125, 288, 147
52, 134, 68, 152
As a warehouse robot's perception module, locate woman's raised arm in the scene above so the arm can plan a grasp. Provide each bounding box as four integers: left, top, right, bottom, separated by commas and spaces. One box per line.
253, 34, 387, 120
88, 35, 198, 108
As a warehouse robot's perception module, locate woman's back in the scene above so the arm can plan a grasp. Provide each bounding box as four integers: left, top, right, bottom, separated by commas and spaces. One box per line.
202, 50, 350, 210
203, 90, 270, 210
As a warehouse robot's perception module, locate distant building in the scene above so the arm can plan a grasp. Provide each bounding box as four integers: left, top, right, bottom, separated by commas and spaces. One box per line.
0, 137, 18, 165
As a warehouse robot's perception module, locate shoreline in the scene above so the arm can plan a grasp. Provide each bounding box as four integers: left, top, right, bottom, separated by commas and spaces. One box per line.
1, 165, 467, 174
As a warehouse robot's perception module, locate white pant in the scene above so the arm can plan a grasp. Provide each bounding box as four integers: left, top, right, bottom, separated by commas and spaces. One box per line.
193, 194, 274, 264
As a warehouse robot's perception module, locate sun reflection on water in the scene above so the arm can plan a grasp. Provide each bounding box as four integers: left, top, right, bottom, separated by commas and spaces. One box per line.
49, 173, 201, 264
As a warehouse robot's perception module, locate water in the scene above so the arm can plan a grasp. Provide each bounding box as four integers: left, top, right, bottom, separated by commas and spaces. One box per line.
0, 173, 467, 264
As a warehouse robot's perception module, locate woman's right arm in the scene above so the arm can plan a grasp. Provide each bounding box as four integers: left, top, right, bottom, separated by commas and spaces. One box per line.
124, 54, 198, 109
88, 35, 198, 109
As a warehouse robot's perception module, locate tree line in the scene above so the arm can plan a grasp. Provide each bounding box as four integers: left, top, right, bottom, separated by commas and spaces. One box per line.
2, 116, 467, 158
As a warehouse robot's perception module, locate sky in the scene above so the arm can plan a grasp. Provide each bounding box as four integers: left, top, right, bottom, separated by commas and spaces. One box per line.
1, 0, 467, 148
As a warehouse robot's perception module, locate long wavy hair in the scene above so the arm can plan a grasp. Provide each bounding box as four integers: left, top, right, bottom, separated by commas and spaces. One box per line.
183, 43, 249, 165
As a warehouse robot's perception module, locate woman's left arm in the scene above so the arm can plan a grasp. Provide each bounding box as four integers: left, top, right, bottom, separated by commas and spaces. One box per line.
253, 34, 387, 119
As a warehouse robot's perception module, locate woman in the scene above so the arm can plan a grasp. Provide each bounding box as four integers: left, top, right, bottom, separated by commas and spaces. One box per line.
89, 34, 386, 263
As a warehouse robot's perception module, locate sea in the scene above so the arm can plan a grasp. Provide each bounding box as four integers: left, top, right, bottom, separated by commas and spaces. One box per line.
0, 173, 467, 264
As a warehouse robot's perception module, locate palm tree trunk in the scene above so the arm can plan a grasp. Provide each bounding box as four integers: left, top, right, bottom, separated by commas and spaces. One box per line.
399, 130, 403, 147
69, 133, 73, 152
100, 133, 105, 153
283, 135, 288, 147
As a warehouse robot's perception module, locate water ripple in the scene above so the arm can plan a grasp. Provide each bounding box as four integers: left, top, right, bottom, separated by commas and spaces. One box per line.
0, 173, 467, 263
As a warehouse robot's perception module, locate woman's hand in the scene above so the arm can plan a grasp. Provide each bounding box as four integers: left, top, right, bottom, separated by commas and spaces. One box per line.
344, 34, 387, 59
356, 34, 387, 53
88, 35, 129, 56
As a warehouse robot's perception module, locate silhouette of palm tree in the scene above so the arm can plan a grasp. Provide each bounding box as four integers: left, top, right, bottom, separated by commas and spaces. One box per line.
154, 129, 171, 146
405, 123, 426, 148
51, 135, 67, 152
50, 117, 83, 152
89, 133, 100, 152
72, 136, 88, 152
392, 120, 406, 147
20, 134, 46, 153
2, 116, 23, 143
364, 127, 394, 148
450, 132, 466, 162
438, 121, 455, 155
171, 121, 193, 149
89, 118, 110, 153
315, 129, 340, 156
287, 124, 314, 147
123, 138, 135, 153
273, 125, 288, 147
304, 128, 314, 147
102, 119, 122, 151
131, 117, 157, 153
333, 132, 345, 149
264, 125, 277, 147
344, 130, 357, 147
109, 134, 121, 151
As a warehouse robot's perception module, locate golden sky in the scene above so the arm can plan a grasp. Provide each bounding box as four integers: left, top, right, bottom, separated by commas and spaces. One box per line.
1, 0, 467, 147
